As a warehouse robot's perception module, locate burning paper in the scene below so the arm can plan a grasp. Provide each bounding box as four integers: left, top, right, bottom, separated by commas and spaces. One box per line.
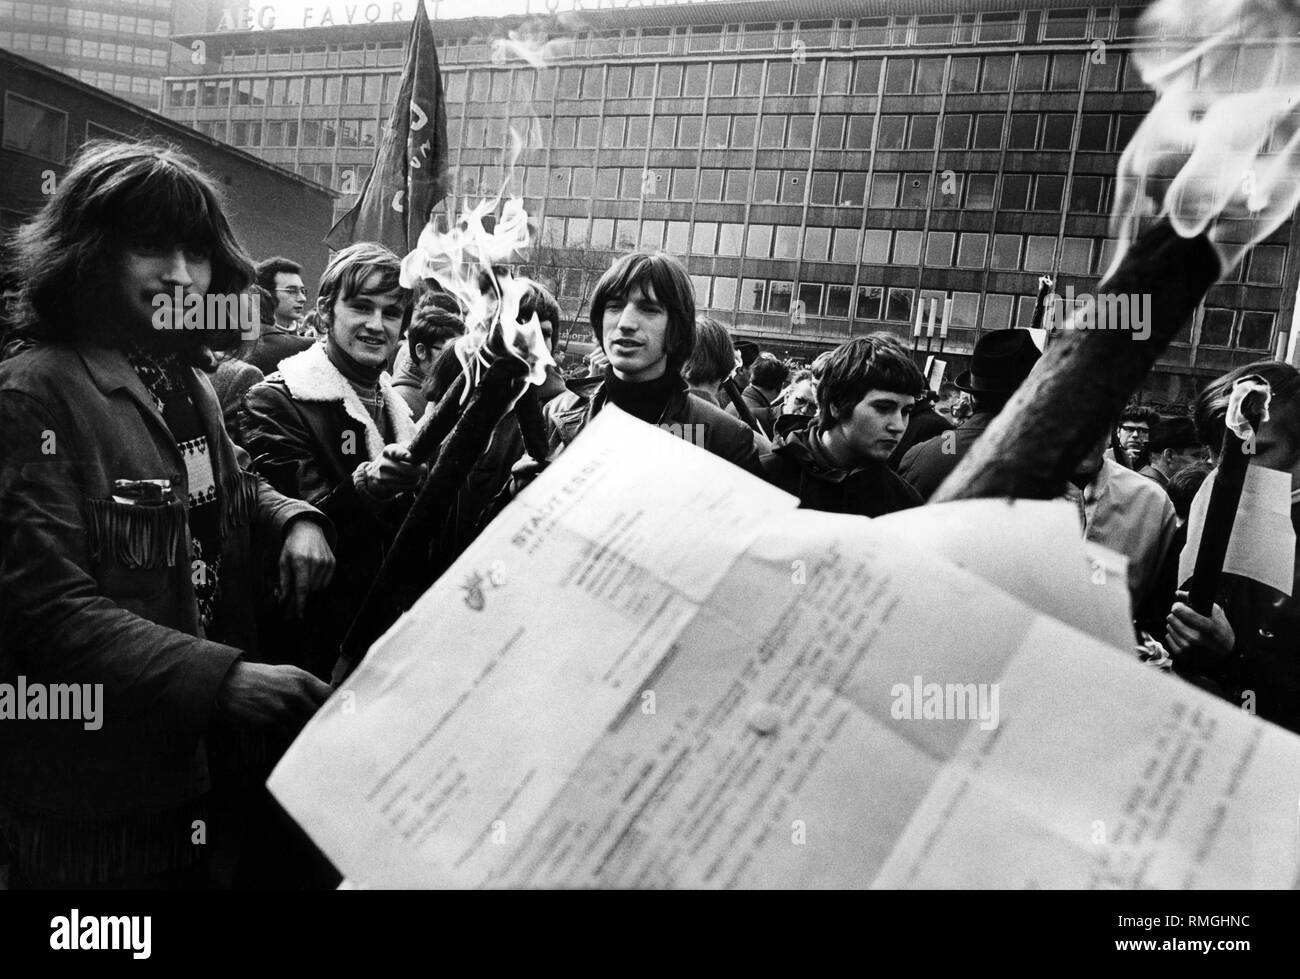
1110, 0, 1300, 277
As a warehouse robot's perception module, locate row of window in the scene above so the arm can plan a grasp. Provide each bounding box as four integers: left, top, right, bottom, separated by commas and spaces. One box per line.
2, 33, 168, 67
532, 210, 1288, 288
0, 2, 170, 35
221, 41, 407, 73
453, 108, 1143, 158
168, 73, 403, 109
60, 69, 160, 99
444, 50, 1140, 106
201, 117, 380, 150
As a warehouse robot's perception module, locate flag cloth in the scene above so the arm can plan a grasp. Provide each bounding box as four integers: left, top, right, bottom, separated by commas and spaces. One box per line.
1179, 465, 1296, 596
324, 2, 448, 254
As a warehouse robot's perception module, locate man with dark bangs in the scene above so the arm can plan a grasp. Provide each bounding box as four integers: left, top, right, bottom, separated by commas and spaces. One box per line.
535, 251, 762, 473
242, 242, 426, 682
758, 336, 924, 517
0, 141, 337, 888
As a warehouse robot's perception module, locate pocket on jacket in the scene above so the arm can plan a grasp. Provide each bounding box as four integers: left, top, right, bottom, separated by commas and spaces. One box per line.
84, 496, 187, 570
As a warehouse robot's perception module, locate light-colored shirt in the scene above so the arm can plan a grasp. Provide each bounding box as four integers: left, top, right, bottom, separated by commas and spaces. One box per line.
1064, 458, 1178, 609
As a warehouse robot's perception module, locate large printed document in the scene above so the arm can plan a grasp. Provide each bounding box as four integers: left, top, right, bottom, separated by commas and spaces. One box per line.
270, 409, 1300, 888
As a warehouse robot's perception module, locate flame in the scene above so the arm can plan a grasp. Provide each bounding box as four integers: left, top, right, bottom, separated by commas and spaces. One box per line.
1109, 0, 1300, 278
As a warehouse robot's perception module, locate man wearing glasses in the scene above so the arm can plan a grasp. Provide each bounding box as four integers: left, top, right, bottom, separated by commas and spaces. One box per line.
1111, 404, 1160, 471
246, 256, 315, 375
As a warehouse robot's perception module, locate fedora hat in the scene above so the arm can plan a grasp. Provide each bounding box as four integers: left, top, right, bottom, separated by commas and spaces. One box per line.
954, 329, 1042, 395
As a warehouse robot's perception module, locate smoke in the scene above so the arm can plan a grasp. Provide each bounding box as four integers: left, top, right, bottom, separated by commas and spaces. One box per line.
1109, 0, 1300, 278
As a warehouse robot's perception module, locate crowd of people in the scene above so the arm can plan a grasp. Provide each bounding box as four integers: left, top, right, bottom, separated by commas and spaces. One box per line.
0, 140, 1297, 889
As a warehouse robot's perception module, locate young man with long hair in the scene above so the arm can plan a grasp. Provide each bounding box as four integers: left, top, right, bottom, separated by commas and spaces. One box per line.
0, 141, 336, 888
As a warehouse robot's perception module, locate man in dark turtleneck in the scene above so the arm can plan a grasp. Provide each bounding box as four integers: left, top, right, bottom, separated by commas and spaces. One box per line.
537, 251, 762, 474
242, 242, 426, 680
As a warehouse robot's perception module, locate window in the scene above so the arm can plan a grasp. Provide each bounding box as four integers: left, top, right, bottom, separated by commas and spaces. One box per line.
1034, 175, 1065, 211
1199, 307, 1233, 347
926, 232, 955, 267
870, 173, 899, 207
602, 116, 625, 149
759, 116, 785, 148
766, 62, 792, 95
753, 170, 779, 203
840, 173, 867, 206
1088, 52, 1121, 91
978, 12, 1021, 43
683, 63, 709, 97
886, 288, 914, 322
746, 225, 772, 257
658, 64, 683, 97
1116, 114, 1143, 152
981, 55, 1012, 91
798, 283, 823, 317
885, 59, 913, 94
853, 58, 882, 94
1000, 174, 1031, 210
724, 169, 749, 202
671, 169, 696, 200
632, 65, 656, 96
595, 168, 619, 198
1078, 114, 1110, 151
832, 229, 860, 263
773, 227, 799, 259
627, 116, 650, 147
1024, 236, 1056, 272
711, 62, 737, 96
1044, 7, 1090, 40
677, 115, 702, 148
862, 230, 891, 264
949, 57, 979, 92
1059, 237, 1092, 274
893, 230, 922, 265
1042, 115, 1073, 150
737, 62, 765, 94
713, 277, 738, 310
1238, 311, 1275, 350
825, 61, 851, 94
908, 116, 937, 149
983, 294, 1014, 331
856, 285, 884, 320
699, 169, 724, 201
1247, 244, 1286, 284
957, 233, 988, 268
1051, 54, 1084, 91
973, 114, 1004, 149
691, 222, 717, 254
941, 114, 971, 149
772, 171, 803, 205
705, 116, 730, 149
877, 116, 906, 149
641, 220, 665, 251
915, 58, 946, 93
577, 117, 600, 147
818, 115, 845, 149
740, 279, 766, 312
787, 115, 814, 148
934, 171, 963, 207
768, 281, 793, 314
804, 228, 831, 262
991, 234, 1021, 270
1016, 54, 1048, 91
1009, 114, 1037, 149
900, 173, 930, 207
825, 285, 852, 319
810, 172, 838, 205
607, 65, 631, 98
846, 115, 874, 149
665, 221, 690, 255
1070, 175, 1105, 212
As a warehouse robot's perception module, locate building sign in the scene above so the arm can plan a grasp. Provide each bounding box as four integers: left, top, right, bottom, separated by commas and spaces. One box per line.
215, 0, 736, 31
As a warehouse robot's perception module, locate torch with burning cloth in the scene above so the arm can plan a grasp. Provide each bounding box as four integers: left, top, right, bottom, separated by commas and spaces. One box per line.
333, 195, 554, 684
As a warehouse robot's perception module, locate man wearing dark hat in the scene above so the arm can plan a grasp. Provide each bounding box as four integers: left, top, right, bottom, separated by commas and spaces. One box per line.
898, 329, 1042, 500
1139, 417, 1207, 490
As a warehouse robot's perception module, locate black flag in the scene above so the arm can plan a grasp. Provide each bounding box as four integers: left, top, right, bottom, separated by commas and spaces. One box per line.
324, 2, 448, 254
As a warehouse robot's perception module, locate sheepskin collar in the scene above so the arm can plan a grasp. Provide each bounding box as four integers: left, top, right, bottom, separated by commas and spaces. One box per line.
274, 342, 416, 460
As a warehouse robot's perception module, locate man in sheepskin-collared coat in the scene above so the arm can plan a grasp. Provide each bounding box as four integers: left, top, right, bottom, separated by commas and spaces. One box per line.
241, 243, 425, 681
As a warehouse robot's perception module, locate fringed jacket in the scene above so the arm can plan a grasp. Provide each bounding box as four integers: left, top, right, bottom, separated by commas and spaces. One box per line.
0, 341, 325, 884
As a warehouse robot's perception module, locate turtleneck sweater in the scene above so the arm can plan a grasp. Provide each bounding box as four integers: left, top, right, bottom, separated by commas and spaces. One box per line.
327, 335, 389, 435
602, 368, 680, 425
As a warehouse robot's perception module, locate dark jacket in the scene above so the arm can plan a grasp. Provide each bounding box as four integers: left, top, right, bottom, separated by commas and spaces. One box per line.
889, 401, 953, 470
210, 357, 264, 447
240, 343, 417, 678
759, 423, 922, 517
898, 411, 996, 500
244, 328, 315, 376
1138, 464, 1170, 489
544, 374, 765, 476
726, 384, 778, 439
0, 341, 323, 882
390, 354, 429, 422
1176, 501, 1300, 735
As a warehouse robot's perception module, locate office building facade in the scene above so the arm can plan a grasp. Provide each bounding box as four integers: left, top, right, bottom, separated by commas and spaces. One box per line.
162, 1, 1299, 401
